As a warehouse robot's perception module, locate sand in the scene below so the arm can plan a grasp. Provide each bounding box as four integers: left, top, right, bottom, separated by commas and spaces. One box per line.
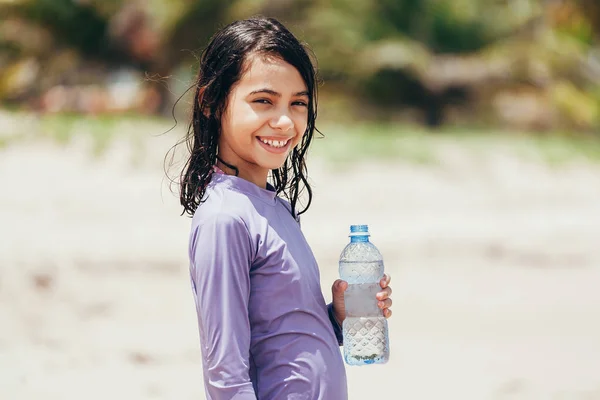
2, 130, 600, 399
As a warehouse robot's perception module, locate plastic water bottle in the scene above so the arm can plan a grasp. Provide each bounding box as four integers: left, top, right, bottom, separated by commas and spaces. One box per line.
339, 225, 390, 365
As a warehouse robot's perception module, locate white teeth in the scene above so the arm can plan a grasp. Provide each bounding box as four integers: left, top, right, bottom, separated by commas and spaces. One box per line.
260, 138, 288, 148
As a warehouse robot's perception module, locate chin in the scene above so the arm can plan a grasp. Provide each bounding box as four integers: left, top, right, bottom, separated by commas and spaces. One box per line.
259, 155, 290, 171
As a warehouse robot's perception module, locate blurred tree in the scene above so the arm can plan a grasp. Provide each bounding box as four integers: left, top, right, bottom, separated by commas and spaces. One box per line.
0, 0, 165, 111
162, 0, 234, 68
1, 0, 164, 67
2, 0, 117, 61
0, 0, 597, 130
298, 0, 517, 126
369, 0, 492, 53
579, 0, 600, 38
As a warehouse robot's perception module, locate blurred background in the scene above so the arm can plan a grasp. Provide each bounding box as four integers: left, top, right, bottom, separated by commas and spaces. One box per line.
1, 0, 600, 399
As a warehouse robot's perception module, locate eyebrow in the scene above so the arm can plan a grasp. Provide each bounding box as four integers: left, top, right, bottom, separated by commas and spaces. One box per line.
249, 88, 309, 97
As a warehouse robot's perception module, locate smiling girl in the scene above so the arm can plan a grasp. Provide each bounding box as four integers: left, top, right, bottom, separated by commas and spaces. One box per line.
178, 16, 393, 400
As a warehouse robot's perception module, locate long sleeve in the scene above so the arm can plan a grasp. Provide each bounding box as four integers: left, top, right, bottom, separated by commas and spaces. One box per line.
190, 212, 257, 399
327, 303, 344, 346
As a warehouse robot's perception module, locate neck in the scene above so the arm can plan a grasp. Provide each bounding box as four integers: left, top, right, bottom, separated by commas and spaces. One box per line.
216, 158, 269, 189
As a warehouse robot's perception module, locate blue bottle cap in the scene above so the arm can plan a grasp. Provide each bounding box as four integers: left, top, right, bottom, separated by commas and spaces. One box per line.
349, 225, 370, 237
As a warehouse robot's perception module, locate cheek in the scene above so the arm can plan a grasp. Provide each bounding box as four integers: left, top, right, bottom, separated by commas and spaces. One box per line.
222, 105, 258, 143
237, 109, 265, 135
294, 113, 308, 132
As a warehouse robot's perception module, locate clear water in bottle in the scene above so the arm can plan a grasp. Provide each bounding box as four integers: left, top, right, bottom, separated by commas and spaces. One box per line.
339, 225, 390, 365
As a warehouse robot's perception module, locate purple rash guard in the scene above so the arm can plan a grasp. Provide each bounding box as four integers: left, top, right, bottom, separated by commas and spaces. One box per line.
188, 172, 348, 400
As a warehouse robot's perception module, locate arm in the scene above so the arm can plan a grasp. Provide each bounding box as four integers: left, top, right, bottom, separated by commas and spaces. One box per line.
190, 212, 257, 399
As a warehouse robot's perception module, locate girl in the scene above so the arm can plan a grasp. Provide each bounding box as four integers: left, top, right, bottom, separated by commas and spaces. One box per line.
178, 16, 393, 400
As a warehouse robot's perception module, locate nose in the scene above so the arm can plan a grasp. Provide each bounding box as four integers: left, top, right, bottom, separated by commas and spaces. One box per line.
269, 113, 294, 132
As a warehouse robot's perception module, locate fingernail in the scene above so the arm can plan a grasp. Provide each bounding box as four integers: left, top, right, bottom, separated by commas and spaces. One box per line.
378, 301, 384, 308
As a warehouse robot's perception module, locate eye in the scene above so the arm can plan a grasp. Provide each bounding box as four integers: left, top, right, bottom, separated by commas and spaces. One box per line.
253, 98, 272, 105
292, 101, 308, 107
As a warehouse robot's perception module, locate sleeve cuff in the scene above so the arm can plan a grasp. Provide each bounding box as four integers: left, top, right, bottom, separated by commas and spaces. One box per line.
327, 303, 344, 346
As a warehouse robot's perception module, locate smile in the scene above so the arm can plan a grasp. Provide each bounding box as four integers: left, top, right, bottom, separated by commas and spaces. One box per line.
256, 136, 293, 154
258, 137, 290, 148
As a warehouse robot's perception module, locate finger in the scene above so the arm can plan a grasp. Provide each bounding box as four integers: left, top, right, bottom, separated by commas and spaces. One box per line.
377, 298, 392, 309
332, 279, 348, 295
332, 279, 341, 291
376, 286, 392, 300
380, 273, 391, 288
383, 308, 392, 318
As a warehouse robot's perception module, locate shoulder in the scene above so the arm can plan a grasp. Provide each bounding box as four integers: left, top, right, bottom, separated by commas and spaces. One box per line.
189, 203, 255, 261
192, 201, 250, 237
194, 183, 255, 227
190, 183, 261, 248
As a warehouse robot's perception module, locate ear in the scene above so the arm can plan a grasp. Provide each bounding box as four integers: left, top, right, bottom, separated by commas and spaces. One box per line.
198, 86, 210, 118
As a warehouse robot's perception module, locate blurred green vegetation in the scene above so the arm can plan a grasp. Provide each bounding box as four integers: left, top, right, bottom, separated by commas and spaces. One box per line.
1, 110, 599, 167
0, 0, 599, 133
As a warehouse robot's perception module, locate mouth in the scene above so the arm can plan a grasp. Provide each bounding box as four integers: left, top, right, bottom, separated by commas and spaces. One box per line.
256, 136, 293, 154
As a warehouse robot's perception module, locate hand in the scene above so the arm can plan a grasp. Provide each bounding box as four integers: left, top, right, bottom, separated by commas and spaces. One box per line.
377, 273, 393, 319
331, 273, 393, 324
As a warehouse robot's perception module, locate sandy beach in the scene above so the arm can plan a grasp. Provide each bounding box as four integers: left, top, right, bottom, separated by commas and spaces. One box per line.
2, 129, 600, 399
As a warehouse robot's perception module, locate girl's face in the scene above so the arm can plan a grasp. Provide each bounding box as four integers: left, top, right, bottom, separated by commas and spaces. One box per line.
216, 54, 309, 187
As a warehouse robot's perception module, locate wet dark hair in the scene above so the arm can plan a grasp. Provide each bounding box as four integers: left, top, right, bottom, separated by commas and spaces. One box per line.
175, 16, 319, 218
